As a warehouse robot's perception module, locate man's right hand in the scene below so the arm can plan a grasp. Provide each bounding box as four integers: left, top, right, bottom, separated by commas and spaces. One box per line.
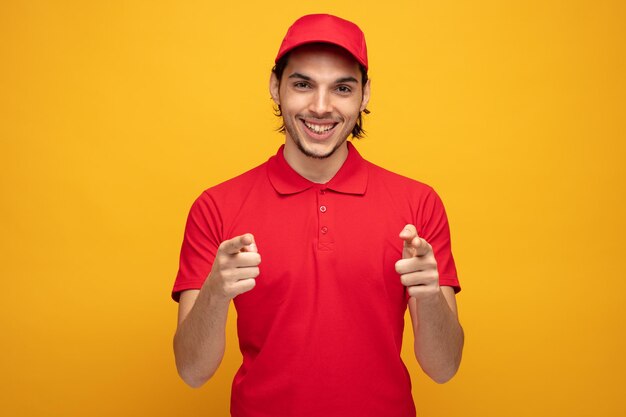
207, 233, 261, 300
175, 233, 259, 387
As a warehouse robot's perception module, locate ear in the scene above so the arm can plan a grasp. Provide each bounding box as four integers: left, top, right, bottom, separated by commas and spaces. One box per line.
360, 78, 371, 112
269, 72, 280, 105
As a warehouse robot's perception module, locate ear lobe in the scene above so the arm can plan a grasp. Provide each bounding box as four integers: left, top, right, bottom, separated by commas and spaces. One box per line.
269, 73, 280, 105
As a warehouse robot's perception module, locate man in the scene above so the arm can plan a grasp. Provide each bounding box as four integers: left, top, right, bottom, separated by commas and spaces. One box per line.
172, 14, 463, 417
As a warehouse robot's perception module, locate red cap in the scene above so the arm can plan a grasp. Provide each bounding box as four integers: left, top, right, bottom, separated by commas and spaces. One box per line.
275, 14, 368, 70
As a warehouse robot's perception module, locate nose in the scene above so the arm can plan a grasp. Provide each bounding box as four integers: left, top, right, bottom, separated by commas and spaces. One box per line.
308, 90, 332, 116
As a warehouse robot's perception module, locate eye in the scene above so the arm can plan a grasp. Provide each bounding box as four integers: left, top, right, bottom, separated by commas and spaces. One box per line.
293, 81, 311, 90
335, 85, 352, 95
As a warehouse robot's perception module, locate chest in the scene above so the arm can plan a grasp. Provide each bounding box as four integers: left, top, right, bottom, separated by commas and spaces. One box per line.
224, 189, 411, 309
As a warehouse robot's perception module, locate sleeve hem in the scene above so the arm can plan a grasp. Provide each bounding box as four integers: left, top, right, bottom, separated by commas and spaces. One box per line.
171, 281, 204, 302
439, 275, 461, 294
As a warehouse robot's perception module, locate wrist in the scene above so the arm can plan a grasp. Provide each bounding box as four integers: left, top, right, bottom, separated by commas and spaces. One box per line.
201, 280, 231, 308
413, 287, 444, 306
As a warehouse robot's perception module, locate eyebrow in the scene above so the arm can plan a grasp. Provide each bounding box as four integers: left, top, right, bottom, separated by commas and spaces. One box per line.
288, 72, 312, 81
335, 76, 359, 84
287, 73, 359, 84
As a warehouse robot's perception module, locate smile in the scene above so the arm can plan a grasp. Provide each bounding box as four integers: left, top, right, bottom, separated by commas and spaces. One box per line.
302, 120, 338, 134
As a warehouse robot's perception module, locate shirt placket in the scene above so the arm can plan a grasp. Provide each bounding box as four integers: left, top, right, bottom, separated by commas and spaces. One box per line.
317, 186, 334, 251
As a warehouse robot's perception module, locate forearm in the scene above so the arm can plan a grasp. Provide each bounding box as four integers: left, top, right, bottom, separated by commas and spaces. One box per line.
412, 290, 464, 383
173, 288, 230, 388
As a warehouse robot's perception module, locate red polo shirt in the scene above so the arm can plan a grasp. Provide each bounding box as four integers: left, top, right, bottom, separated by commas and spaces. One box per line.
173, 142, 459, 417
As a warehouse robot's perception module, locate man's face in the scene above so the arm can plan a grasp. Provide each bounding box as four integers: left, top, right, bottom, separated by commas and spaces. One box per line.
270, 44, 370, 161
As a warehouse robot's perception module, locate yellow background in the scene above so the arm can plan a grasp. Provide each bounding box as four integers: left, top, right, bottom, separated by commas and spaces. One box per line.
2, 1, 625, 416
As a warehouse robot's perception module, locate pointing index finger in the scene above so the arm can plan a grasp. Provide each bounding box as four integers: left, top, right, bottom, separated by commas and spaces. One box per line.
399, 224, 418, 242
399, 224, 430, 258
221, 233, 256, 255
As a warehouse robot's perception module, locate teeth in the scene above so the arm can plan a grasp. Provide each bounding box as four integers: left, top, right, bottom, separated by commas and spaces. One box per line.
304, 121, 335, 134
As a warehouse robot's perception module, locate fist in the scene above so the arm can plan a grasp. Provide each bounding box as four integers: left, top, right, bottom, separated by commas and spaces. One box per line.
395, 224, 440, 299
207, 233, 261, 300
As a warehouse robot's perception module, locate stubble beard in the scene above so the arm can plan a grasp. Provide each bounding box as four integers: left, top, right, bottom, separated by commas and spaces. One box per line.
284, 117, 352, 160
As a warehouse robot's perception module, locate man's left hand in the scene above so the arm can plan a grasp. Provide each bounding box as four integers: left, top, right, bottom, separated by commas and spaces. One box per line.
395, 224, 440, 299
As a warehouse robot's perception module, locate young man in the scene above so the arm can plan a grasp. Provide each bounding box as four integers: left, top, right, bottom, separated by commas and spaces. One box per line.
172, 14, 463, 417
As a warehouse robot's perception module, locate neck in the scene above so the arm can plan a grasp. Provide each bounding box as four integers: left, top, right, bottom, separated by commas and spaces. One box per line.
283, 140, 349, 184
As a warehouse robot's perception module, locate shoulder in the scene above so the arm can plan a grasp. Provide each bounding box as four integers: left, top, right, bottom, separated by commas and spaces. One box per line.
183, 160, 270, 223
364, 158, 436, 197
198, 160, 270, 202
360, 157, 449, 223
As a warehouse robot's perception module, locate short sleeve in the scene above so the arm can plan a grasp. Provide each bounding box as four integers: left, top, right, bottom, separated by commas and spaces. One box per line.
417, 188, 460, 293
171, 192, 223, 301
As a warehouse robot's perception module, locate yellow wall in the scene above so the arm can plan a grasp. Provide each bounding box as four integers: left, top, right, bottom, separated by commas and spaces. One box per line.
2, 1, 624, 416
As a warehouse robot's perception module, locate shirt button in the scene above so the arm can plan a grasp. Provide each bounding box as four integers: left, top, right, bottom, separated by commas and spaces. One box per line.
319, 205, 327, 213
321, 226, 328, 234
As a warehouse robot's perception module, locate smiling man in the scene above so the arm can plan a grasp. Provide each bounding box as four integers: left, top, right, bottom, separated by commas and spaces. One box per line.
172, 14, 464, 417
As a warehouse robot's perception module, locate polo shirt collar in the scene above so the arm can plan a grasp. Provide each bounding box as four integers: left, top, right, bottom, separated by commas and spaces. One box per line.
267, 142, 368, 196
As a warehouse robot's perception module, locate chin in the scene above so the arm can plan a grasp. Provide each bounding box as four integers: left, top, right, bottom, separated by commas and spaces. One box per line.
295, 136, 347, 160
